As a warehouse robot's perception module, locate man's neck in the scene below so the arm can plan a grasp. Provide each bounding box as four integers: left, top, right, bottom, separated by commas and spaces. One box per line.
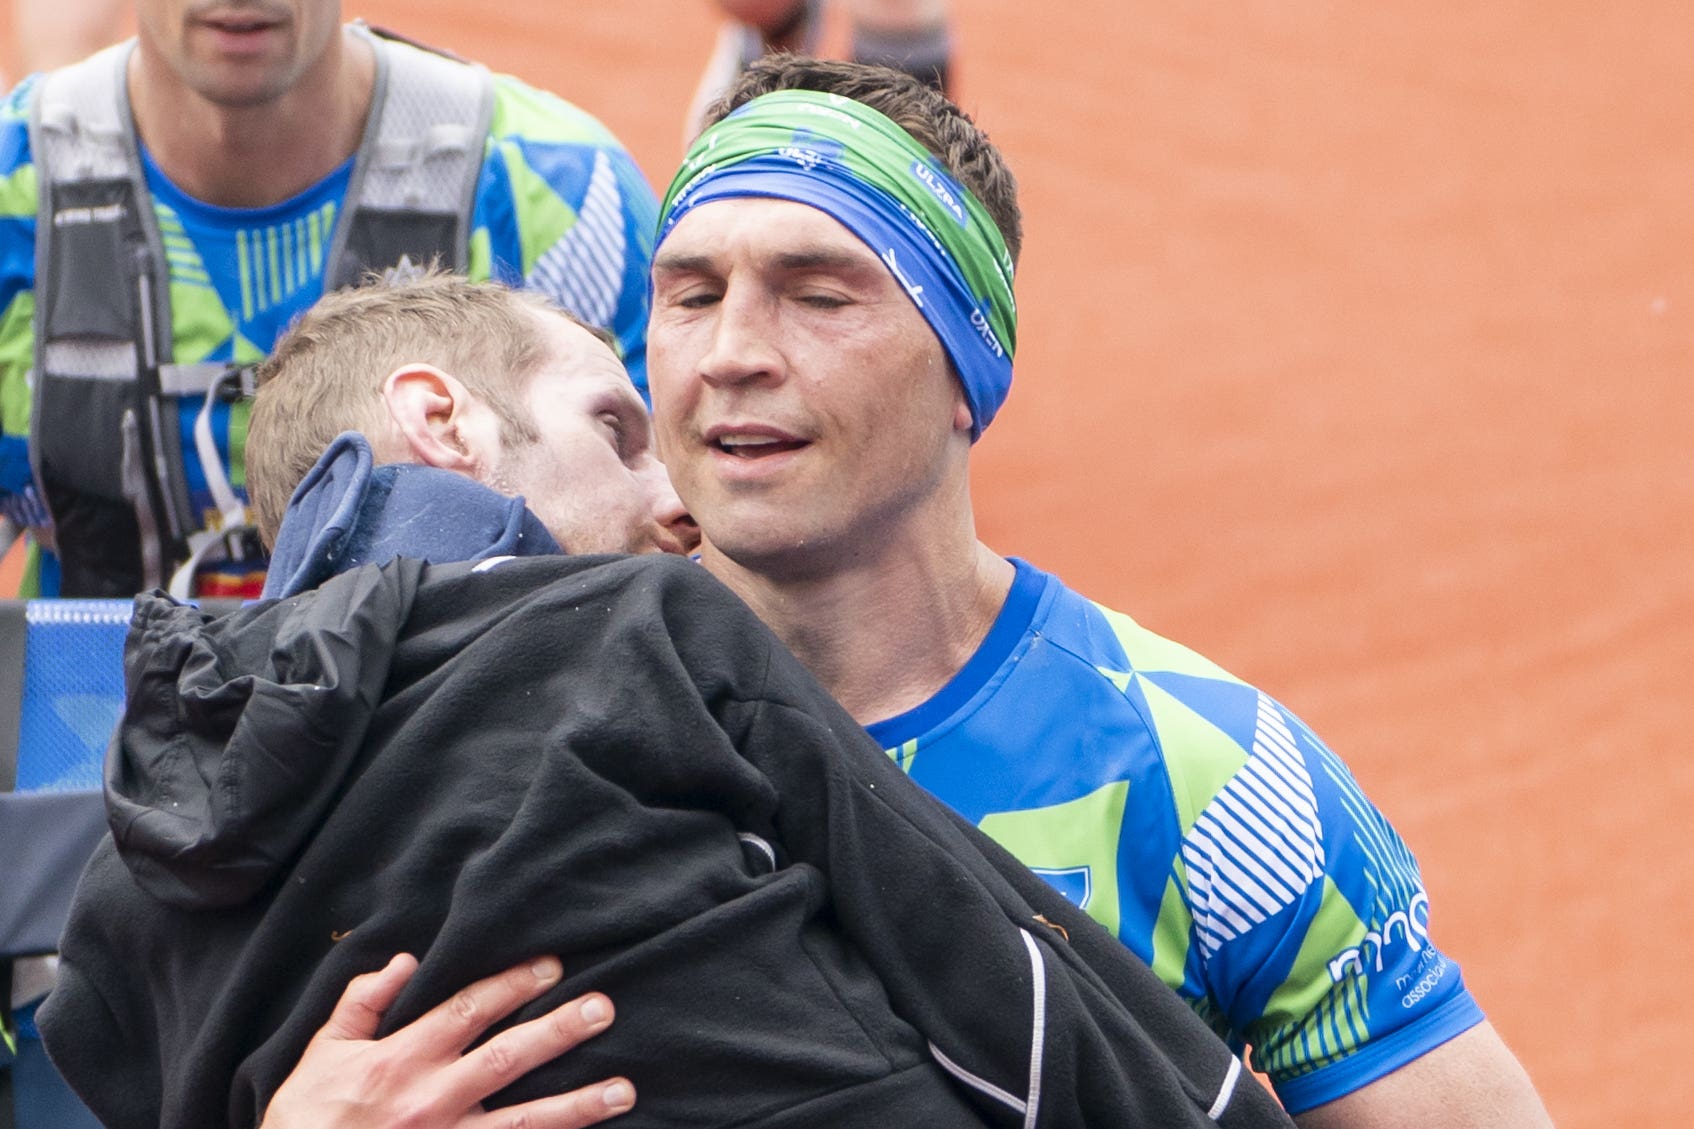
127, 26, 374, 208
705, 532, 1016, 729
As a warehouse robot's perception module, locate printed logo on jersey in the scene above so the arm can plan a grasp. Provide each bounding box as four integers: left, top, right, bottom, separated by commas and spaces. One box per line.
1326, 890, 1432, 982
1031, 865, 1093, 912
1395, 948, 1451, 1010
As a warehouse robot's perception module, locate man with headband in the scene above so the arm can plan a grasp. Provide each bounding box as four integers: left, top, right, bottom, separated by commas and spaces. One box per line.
44, 272, 1295, 1129
640, 59, 1552, 1128
644, 59, 1550, 1128
260, 58, 1552, 1129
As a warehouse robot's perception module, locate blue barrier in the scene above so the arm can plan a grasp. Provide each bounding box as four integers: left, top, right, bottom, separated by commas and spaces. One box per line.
1, 598, 132, 1129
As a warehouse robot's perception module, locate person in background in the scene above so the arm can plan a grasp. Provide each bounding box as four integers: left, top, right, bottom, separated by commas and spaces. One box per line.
0, 0, 129, 565
684, 0, 951, 141
0, 0, 658, 601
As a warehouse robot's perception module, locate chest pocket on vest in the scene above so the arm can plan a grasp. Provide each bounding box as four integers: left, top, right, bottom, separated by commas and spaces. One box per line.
37, 177, 150, 504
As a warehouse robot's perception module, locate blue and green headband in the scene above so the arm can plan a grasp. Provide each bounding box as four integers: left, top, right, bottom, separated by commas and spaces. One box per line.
657, 90, 1017, 440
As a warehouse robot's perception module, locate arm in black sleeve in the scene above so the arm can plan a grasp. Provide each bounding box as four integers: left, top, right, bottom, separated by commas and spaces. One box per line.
650, 562, 1292, 1129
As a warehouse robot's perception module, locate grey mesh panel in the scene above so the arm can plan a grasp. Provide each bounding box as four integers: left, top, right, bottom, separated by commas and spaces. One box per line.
360, 44, 486, 212
42, 341, 134, 381
323, 27, 494, 286
30, 44, 133, 181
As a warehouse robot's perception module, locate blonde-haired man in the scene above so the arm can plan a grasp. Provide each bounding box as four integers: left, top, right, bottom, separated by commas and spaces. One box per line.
245, 271, 691, 567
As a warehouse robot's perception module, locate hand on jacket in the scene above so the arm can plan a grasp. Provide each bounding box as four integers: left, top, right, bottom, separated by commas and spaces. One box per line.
259, 953, 634, 1129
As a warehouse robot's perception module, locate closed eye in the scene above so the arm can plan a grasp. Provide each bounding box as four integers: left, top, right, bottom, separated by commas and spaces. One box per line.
600, 404, 655, 463
797, 292, 851, 309
599, 412, 628, 454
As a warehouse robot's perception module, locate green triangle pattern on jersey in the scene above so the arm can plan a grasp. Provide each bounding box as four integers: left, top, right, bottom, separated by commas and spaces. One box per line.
0, 159, 36, 221
488, 76, 620, 148
1250, 875, 1370, 1079
498, 139, 579, 277
979, 780, 1130, 938
1, 291, 34, 436
1150, 871, 1195, 990
466, 226, 493, 283
1133, 674, 1250, 833
167, 278, 237, 365
1092, 602, 1246, 686
888, 737, 920, 775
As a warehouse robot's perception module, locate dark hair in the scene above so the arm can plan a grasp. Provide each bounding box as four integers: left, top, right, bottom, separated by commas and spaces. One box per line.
699, 55, 1023, 265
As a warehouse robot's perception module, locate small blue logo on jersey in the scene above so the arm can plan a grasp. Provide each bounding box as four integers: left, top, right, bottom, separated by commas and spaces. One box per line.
1031, 865, 1093, 911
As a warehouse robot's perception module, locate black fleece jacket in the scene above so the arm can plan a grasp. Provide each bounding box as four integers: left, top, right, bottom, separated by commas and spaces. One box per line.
40, 553, 1292, 1128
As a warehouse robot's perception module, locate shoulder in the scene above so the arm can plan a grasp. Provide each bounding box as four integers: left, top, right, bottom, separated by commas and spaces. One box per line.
1, 77, 40, 314
3, 48, 133, 211
1024, 567, 1247, 693
409, 554, 781, 698
1064, 583, 1246, 689
1038, 578, 1264, 819
360, 34, 627, 153
471, 72, 654, 240
0, 75, 39, 188
1, 73, 36, 121
486, 73, 626, 150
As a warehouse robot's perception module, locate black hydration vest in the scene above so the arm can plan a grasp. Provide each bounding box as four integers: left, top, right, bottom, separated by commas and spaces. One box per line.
27, 26, 494, 596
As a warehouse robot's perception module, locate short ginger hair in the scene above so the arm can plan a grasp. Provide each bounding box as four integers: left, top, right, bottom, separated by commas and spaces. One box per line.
247, 272, 594, 545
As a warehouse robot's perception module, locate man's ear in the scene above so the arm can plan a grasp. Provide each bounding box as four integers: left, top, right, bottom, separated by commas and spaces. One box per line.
952, 384, 976, 436
382, 364, 483, 472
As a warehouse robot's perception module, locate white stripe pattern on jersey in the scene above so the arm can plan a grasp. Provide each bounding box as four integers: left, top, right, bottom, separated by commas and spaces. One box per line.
528, 148, 625, 328
1181, 693, 1326, 958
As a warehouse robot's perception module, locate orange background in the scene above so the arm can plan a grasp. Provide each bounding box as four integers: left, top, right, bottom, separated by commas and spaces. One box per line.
7, 4, 1690, 1125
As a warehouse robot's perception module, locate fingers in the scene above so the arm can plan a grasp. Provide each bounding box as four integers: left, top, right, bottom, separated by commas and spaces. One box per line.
316, 952, 421, 1041
477, 1077, 636, 1129
262, 958, 630, 1129
397, 956, 566, 1061
441, 993, 618, 1113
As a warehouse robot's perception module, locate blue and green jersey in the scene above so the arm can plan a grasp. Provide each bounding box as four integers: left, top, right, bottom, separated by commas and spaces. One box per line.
0, 57, 658, 591
869, 558, 1484, 1113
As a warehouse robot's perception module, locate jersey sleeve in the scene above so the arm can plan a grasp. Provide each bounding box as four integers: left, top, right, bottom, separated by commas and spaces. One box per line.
0, 76, 48, 531
470, 76, 659, 399
1162, 688, 1485, 1113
